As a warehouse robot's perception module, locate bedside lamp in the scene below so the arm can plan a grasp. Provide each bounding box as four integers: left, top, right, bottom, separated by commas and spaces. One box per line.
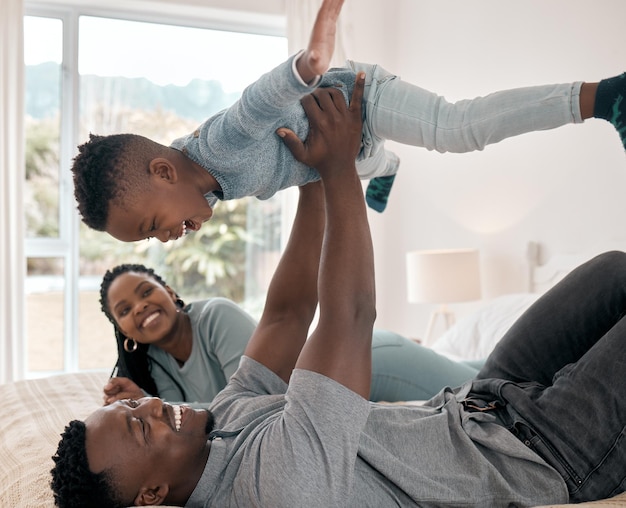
406, 248, 481, 346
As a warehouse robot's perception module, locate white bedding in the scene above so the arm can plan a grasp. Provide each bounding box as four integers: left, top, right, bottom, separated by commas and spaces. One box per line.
0, 371, 107, 507
0, 370, 183, 507
431, 292, 540, 361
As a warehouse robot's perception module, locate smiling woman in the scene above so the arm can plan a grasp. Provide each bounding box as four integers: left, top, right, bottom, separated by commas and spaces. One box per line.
98, 262, 484, 408
99, 263, 257, 404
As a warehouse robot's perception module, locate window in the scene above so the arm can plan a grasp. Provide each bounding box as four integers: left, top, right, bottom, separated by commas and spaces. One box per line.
24, 4, 287, 376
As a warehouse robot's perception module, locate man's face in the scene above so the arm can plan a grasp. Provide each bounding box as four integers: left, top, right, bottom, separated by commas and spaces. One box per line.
85, 397, 212, 505
105, 176, 213, 243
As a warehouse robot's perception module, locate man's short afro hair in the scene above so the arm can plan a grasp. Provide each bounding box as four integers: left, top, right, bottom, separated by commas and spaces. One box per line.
50, 419, 124, 508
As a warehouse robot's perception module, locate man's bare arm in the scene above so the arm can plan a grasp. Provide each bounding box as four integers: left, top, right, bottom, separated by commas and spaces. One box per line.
281, 74, 375, 399
243, 181, 325, 383
245, 75, 369, 393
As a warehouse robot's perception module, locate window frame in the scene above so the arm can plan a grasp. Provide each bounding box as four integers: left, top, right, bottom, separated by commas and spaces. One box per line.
23, 0, 286, 377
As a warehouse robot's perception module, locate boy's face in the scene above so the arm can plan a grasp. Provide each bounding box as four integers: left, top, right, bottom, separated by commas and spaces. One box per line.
106, 176, 213, 243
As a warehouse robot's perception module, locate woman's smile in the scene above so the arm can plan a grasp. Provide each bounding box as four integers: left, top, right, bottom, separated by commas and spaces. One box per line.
140, 310, 162, 329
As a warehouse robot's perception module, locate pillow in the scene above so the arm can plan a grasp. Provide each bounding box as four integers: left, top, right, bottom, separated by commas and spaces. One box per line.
0, 371, 108, 507
431, 293, 540, 361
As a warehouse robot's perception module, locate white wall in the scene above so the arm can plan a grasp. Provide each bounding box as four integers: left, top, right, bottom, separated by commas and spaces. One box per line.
342, 0, 626, 339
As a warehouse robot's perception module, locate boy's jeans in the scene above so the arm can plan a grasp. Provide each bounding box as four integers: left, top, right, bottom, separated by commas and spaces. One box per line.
348, 60, 583, 178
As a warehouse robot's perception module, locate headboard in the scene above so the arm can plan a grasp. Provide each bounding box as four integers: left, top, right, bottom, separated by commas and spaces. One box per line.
526, 240, 626, 294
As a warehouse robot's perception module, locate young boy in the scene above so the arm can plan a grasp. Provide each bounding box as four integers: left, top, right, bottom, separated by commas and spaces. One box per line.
72, 0, 626, 243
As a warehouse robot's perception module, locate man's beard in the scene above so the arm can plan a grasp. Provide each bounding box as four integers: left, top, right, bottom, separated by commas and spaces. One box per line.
204, 409, 215, 434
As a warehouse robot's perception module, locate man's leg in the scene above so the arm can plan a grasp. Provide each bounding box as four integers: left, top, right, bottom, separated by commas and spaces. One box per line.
501, 308, 626, 502
476, 251, 626, 501
477, 251, 626, 386
280, 75, 376, 399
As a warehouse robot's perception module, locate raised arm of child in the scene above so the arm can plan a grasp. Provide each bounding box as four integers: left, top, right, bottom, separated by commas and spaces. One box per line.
295, 0, 344, 84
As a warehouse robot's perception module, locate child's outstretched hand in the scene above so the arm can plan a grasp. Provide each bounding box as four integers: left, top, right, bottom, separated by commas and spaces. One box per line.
296, 0, 345, 84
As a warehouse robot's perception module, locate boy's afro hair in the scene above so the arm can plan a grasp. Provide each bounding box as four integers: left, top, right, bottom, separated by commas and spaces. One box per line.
71, 133, 145, 231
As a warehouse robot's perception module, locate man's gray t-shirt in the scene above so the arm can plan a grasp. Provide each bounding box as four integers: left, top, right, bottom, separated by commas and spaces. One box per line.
186, 357, 568, 507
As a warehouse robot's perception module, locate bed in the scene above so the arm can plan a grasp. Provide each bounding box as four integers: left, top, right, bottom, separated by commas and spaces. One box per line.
2, 242, 626, 507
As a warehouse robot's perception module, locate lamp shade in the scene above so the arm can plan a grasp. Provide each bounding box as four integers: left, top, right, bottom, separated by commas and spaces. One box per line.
406, 248, 481, 304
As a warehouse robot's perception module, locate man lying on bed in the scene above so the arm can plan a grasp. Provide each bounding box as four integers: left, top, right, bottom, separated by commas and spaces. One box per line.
51, 76, 626, 508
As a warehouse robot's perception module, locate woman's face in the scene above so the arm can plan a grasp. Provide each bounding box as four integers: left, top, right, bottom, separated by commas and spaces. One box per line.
106, 271, 180, 345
